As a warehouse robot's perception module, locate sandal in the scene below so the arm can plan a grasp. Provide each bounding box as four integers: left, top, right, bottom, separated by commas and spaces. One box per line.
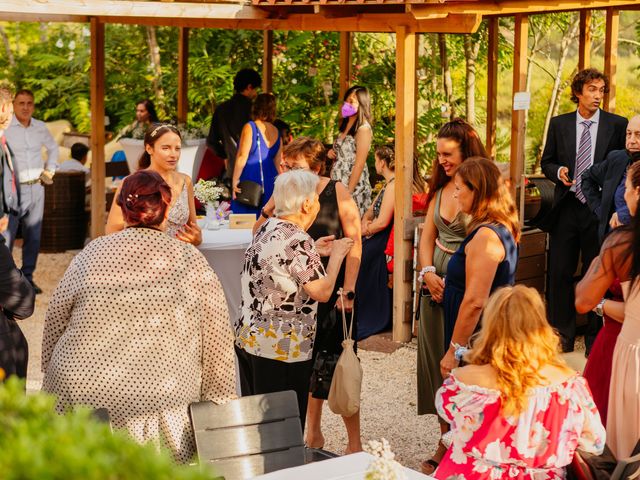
420, 459, 439, 475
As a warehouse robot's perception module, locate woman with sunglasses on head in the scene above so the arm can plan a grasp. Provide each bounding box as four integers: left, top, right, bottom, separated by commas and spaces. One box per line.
329, 86, 373, 216
106, 124, 202, 246
254, 137, 363, 454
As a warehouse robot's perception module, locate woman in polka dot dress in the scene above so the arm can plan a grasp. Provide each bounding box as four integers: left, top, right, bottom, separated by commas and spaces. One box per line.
42, 171, 236, 463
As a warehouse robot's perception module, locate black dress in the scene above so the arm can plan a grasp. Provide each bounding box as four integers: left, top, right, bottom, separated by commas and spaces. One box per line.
307, 179, 354, 399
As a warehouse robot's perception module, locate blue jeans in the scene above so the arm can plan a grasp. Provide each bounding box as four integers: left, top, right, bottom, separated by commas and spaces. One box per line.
3, 183, 44, 281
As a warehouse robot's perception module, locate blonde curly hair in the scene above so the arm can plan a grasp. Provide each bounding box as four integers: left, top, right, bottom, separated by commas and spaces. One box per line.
465, 285, 568, 415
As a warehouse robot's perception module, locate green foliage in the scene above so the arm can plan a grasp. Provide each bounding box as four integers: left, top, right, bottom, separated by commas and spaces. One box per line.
0, 377, 215, 480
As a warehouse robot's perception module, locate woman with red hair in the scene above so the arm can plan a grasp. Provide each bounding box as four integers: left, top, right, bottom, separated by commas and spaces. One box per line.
43, 170, 236, 463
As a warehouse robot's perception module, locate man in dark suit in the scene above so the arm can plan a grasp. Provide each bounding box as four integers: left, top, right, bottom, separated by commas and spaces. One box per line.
582, 115, 640, 243
0, 87, 35, 382
541, 68, 627, 354
206, 69, 261, 179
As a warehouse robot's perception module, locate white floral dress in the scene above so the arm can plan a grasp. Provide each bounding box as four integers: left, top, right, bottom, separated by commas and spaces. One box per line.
165, 182, 189, 239
434, 374, 605, 480
330, 124, 372, 216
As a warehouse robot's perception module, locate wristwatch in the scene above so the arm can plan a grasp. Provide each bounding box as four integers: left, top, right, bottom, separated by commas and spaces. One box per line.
595, 299, 606, 317
342, 290, 355, 301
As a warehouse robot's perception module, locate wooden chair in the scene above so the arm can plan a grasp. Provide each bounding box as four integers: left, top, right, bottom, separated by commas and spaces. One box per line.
189, 390, 306, 479
105, 161, 130, 178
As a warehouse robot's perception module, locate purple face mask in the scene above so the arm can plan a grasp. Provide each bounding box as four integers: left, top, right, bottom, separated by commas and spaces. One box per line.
341, 102, 358, 118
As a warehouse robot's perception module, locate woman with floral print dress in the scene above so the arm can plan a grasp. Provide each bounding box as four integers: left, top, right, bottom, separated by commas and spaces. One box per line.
234, 170, 353, 430
435, 285, 604, 480
329, 86, 373, 216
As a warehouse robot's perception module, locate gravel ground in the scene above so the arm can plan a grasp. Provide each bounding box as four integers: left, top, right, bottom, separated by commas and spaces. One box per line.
16, 247, 440, 473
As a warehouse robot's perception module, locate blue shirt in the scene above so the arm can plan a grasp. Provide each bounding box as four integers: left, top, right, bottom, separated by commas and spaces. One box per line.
614, 169, 631, 226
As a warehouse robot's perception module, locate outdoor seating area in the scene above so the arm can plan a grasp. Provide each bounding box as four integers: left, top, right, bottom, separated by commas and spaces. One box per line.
2, 1, 640, 479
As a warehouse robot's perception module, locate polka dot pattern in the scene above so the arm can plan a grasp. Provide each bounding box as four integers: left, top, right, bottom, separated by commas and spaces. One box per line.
41, 227, 237, 463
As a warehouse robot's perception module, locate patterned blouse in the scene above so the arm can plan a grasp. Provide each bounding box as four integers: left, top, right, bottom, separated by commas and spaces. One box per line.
434, 373, 605, 480
235, 218, 325, 363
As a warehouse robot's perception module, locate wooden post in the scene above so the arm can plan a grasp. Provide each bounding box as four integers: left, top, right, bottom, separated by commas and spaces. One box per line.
262, 30, 273, 92
510, 14, 528, 202
339, 31, 352, 100
177, 27, 189, 124
486, 17, 498, 159
393, 26, 416, 343
90, 17, 105, 238
604, 7, 619, 112
578, 10, 591, 70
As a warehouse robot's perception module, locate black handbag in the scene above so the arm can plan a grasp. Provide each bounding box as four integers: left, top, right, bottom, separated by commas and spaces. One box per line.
235, 123, 264, 208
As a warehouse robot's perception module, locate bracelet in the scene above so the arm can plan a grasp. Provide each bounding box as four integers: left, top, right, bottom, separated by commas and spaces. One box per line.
418, 266, 436, 283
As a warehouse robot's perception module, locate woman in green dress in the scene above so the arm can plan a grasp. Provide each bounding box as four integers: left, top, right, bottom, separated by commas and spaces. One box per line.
416, 119, 487, 474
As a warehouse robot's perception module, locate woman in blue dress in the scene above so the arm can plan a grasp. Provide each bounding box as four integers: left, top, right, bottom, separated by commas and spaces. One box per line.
231, 93, 281, 216
440, 157, 520, 377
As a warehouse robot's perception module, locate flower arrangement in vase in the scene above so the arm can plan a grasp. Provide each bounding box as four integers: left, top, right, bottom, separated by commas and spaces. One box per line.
194, 179, 225, 229
364, 438, 407, 480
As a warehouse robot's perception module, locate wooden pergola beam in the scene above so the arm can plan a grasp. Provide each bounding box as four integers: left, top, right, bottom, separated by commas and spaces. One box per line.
339, 32, 352, 100
578, 10, 591, 70
486, 17, 498, 160
0, 1, 482, 33
177, 27, 189, 124
604, 7, 619, 112
393, 25, 416, 343
510, 14, 528, 202
90, 18, 106, 239
262, 30, 274, 92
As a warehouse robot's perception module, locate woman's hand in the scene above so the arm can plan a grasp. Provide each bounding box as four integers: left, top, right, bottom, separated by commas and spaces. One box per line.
336, 295, 354, 312
176, 220, 202, 246
327, 148, 336, 160
609, 212, 621, 229
232, 182, 241, 200
440, 347, 459, 378
315, 235, 336, 257
424, 271, 445, 303
362, 220, 372, 237
330, 237, 354, 260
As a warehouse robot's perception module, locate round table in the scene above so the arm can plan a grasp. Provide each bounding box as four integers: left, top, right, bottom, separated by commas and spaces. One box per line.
197, 225, 252, 326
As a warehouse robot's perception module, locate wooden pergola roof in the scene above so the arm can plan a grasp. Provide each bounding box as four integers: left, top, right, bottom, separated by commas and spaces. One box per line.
3, 0, 639, 342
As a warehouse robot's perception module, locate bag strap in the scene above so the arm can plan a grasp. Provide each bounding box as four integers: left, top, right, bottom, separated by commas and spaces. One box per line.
254, 121, 265, 194
337, 289, 354, 342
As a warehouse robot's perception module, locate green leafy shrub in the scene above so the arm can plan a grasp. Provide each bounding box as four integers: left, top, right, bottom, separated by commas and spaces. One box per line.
0, 377, 215, 480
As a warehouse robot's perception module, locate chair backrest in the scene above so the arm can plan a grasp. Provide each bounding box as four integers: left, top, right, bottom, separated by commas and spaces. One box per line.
190, 390, 305, 479
611, 441, 640, 480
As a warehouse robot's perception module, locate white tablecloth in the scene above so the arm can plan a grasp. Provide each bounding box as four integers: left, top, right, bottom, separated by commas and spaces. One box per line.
197, 226, 252, 325
252, 452, 433, 480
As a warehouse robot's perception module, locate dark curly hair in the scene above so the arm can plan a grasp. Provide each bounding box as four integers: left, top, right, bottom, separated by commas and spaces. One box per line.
570, 68, 609, 104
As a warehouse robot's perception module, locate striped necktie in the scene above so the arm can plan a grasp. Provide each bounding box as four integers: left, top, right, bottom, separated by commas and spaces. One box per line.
575, 120, 594, 203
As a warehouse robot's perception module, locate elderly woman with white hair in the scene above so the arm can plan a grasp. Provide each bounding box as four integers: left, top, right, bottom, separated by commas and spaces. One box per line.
234, 170, 353, 428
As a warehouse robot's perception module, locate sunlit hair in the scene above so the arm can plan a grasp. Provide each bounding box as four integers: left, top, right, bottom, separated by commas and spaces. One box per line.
283, 137, 327, 175
466, 285, 568, 415
570, 68, 609, 104
252, 93, 277, 123
273, 170, 319, 217
117, 170, 172, 227
455, 157, 521, 243
428, 118, 487, 202
374, 145, 395, 171
413, 153, 428, 195
138, 124, 182, 170
339, 85, 372, 136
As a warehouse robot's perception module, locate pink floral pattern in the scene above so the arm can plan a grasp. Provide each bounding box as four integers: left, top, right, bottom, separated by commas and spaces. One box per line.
434, 374, 605, 480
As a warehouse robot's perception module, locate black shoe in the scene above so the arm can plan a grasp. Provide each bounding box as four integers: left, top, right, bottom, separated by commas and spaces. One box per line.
28, 280, 42, 295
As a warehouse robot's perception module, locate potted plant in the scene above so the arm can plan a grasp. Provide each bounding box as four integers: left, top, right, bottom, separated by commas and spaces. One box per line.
0, 374, 218, 479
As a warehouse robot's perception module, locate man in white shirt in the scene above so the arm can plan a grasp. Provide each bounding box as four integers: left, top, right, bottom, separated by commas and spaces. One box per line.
3, 89, 59, 294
